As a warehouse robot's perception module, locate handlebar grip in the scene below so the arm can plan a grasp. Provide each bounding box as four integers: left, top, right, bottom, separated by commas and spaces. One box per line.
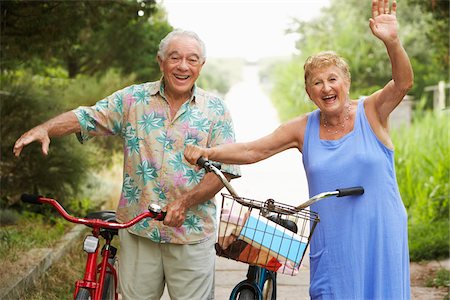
154, 211, 167, 221
196, 157, 221, 171
336, 187, 364, 197
21, 194, 43, 205
197, 157, 209, 168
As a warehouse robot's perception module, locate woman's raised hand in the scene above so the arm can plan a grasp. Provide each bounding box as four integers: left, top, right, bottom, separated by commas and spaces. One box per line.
369, 0, 399, 44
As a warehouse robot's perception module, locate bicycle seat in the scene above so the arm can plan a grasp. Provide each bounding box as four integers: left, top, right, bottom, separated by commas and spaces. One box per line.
85, 210, 117, 223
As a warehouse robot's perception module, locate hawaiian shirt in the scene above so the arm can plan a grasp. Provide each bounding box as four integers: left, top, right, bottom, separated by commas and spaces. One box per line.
72, 79, 240, 244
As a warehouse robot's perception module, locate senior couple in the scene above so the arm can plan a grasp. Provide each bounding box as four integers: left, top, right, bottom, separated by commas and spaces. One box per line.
14, 0, 413, 299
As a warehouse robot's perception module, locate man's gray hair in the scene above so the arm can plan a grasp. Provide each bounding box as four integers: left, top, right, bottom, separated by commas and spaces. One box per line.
157, 29, 206, 62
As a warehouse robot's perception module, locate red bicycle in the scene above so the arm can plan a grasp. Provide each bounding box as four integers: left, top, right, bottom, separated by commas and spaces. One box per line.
21, 194, 165, 300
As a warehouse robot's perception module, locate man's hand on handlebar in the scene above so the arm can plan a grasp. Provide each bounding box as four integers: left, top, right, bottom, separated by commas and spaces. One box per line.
162, 198, 188, 228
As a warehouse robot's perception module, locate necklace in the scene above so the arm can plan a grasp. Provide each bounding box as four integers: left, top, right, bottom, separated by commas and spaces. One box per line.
321, 103, 351, 135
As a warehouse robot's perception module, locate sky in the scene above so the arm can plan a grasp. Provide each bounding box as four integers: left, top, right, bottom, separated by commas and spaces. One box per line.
157, 0, 330, 61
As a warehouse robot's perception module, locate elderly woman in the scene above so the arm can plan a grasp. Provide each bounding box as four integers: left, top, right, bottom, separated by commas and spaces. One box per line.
185, 0, 413, 299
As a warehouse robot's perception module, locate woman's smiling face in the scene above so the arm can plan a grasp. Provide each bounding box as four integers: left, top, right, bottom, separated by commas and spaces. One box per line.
306, 65, 351, 112
158, 35, 204, 99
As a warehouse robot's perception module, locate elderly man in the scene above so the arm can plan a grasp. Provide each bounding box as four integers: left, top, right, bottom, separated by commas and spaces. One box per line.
14, 29, 240, 300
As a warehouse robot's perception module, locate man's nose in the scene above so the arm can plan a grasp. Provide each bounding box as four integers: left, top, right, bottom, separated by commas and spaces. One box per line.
177, 58, 189, 70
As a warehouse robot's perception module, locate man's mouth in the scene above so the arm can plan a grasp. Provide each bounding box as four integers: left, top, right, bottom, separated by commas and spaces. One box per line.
174, 74, 190, 80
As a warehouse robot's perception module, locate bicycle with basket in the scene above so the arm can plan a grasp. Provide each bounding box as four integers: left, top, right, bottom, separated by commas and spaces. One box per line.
197, 157, 363, 300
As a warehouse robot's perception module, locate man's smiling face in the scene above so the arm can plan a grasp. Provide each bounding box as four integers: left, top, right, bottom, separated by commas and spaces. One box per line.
158, 35, 204, 99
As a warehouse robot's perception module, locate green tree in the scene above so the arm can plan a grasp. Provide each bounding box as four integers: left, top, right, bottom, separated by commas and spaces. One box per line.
1, 0, 172, 81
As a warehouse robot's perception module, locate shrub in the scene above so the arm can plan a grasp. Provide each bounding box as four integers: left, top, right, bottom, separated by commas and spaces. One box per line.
393, 111, 450, 261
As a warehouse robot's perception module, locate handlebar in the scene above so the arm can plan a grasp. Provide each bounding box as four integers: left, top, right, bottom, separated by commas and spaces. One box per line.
21, 194, 165, 229
196, 157, 364, 214
295, 186, 364, 210
196, 157, 239, 198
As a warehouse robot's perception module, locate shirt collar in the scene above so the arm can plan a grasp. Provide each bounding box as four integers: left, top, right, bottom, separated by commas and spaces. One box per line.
152, 77, 197, 104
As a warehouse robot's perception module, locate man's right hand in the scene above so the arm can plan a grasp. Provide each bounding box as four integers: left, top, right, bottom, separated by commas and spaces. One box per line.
13, 111, 81, 157
13, 125, 51, 157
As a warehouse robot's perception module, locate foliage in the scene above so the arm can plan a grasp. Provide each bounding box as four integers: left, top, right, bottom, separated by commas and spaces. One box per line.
198, 58, 244, 96
392, 111, 449, 260
1, 0, 172, 81
0, 213, 67, 262
425, 268, 450, 288
0, 70, 133, 208
267, 57, 315, 121
0, 209, 20, 226
20, 243, 90, 299
0, 75, 85, 207
270, 0, 449, 121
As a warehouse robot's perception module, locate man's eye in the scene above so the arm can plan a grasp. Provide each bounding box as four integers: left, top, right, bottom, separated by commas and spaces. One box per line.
188, 58, 199, 65
170, 56, 180, 62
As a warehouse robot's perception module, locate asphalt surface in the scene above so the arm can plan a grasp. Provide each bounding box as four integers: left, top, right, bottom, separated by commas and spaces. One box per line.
161, 255, 311, 300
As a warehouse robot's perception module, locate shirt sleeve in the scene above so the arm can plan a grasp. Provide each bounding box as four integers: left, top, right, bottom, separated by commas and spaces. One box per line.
207, 97, 241, 178
72, 88, 126, 143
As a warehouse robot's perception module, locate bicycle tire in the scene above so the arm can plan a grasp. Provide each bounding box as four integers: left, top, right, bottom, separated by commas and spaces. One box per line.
74, 288, 91, 300
101, 272, 116, 300
262, 277, 275, 300
237, 288, 257, 300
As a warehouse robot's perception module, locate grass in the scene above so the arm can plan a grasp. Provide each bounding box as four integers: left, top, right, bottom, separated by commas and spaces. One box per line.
426, 268, 450, 288
19, 241, 87, 300
392, 111, 449, 261
19, 235, 121, 299
0, 212, 69, 263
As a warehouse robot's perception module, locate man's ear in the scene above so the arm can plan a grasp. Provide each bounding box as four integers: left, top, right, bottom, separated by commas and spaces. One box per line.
157, 56, 163, 72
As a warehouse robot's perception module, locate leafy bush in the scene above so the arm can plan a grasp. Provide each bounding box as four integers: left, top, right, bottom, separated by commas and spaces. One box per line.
0, 70, 133, 210
392, 111, 449, 261
426, 268, 450, 288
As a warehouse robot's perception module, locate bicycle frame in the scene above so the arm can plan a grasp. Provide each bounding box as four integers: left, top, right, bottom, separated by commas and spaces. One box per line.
21, 194, 165, 300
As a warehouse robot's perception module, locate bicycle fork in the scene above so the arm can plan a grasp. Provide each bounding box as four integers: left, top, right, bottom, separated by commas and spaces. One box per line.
73, 229, 118, 300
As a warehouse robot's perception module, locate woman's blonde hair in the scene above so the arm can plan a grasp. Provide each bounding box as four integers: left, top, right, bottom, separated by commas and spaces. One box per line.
303, 51, 351, 86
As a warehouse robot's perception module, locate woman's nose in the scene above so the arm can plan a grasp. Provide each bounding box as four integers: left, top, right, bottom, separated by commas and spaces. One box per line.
322, 83, 331, 92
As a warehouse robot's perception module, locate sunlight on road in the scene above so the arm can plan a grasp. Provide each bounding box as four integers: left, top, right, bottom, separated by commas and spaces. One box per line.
222, 64, 308, 207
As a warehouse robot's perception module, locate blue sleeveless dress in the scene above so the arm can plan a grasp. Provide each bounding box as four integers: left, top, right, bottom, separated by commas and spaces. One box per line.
302, 99, 410, 299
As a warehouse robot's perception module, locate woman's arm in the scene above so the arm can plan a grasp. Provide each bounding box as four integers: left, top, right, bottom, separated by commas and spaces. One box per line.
366, 0, 414, 126
184, 115, 306, 165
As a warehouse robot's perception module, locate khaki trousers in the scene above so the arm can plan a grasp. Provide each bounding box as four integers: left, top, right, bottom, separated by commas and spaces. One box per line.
118, 229, 215, 300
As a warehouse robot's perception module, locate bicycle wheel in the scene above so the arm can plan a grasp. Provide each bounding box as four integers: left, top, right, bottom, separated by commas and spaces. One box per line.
101, 272, 116, 300
74, 288, 91, 300
237, 287, 257, 300
262, 277, 274, 300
